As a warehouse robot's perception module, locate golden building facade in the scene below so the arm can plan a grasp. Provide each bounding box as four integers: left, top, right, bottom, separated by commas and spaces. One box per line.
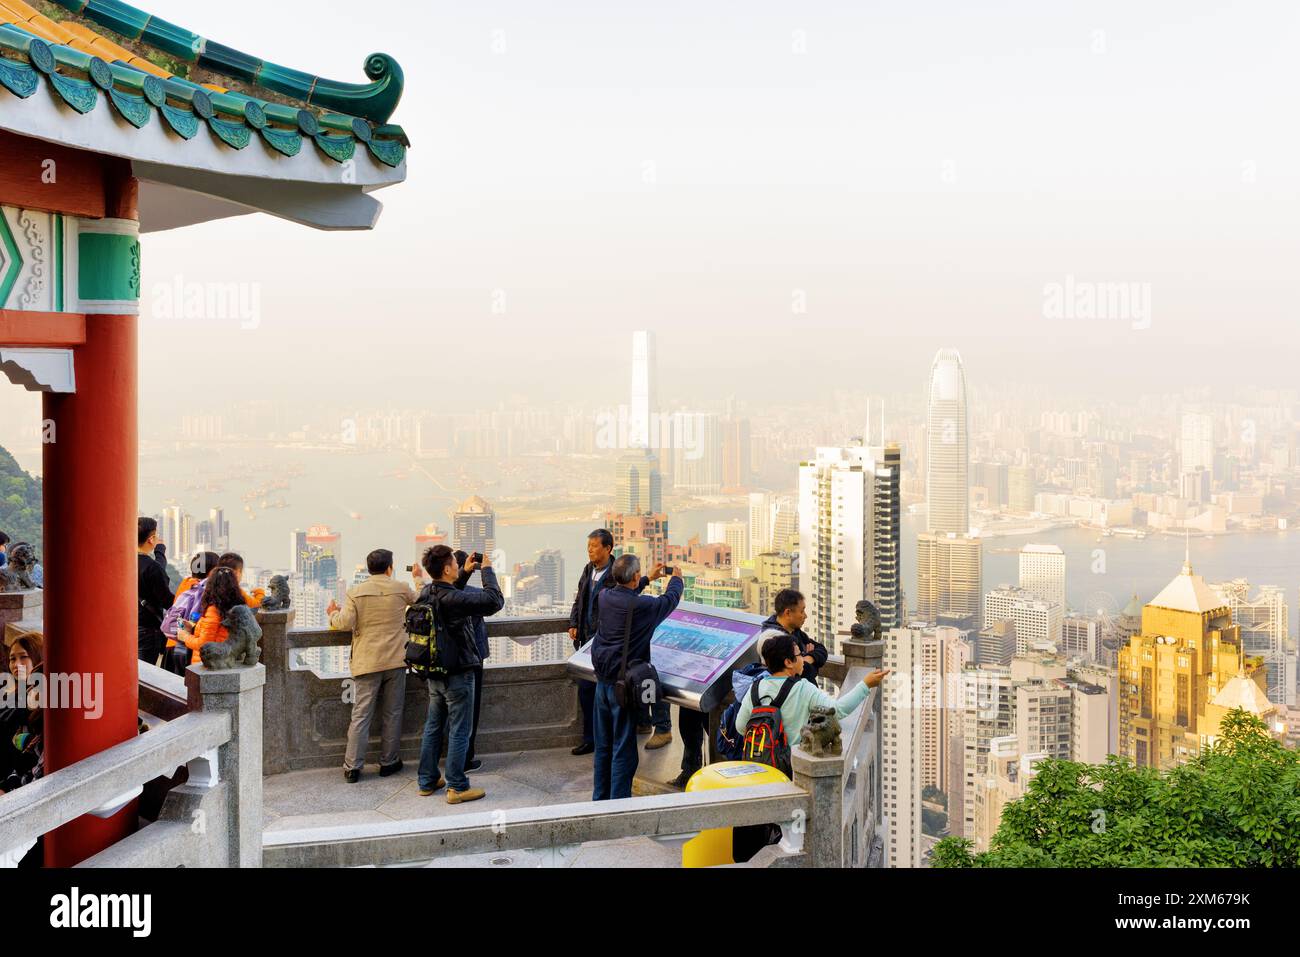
1118, 556, 1265, 770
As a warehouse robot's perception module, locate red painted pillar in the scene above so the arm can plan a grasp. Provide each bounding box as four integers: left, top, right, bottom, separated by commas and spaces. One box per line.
41, 166, 140, 866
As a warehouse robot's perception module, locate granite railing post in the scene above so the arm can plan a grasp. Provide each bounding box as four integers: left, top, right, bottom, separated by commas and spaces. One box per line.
791, 747, 845, 868
186, 663, 265, 867
840, 636, 868, 671
256, 608, 294, 775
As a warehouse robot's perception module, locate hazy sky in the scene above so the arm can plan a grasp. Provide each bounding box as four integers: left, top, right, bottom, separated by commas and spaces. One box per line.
3, 0, 1299, 452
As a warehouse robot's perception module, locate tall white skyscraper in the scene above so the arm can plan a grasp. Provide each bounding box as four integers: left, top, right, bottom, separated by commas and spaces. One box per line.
798, 442, 901, 651
770, 494, 798, 554
1018, 544, 1066, 612
925, 348, 970, 536
883, 626, 924, 868
1180, 411, 1215, 474
748, 492, 773, 557
161, 505, 196, 560
629, 330, 656, 450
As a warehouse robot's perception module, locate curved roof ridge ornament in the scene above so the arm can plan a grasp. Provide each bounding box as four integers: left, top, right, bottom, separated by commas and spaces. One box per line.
46, 0, 404, 124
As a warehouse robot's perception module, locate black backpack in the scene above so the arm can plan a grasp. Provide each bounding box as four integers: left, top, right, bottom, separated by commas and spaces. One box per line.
403, 589, 466, 679
740, 675, 800, 777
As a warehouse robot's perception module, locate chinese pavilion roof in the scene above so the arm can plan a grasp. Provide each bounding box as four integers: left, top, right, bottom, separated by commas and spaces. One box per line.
0, 0, 408, 168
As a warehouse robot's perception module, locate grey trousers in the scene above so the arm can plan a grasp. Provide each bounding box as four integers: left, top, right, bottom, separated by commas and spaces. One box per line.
344, 667, 408, 771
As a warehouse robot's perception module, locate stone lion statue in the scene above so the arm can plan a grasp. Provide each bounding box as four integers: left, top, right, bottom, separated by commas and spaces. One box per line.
0, 543, 38, 592
257, 574, 292, 611
199, 604, 263, 670
799, 705, 842, 757
850, 599, 881, 643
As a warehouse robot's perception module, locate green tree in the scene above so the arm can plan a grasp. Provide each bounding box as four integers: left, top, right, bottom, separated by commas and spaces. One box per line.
0, 446, 42, 551
922, 785, 948, 810
932, 710, 1300, 867
922, 807, 949, 836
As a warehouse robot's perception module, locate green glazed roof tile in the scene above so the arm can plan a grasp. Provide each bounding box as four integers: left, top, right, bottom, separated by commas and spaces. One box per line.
138, 15, 201, 61
0, 4, 408, 171
82, 0, 150, 40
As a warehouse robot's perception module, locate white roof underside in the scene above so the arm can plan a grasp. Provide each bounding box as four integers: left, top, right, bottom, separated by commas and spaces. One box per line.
1, 88, 404, 232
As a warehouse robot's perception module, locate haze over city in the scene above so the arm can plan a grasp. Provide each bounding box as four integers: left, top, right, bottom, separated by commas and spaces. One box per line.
1, 0, 1298, 886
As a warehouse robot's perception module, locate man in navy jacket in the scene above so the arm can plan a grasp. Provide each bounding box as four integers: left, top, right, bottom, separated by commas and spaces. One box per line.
454, 550, 492, 771
589, 554, 681, 800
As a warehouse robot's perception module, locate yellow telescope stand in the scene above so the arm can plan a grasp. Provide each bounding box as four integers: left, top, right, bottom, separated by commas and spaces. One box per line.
681, 761, 790, 867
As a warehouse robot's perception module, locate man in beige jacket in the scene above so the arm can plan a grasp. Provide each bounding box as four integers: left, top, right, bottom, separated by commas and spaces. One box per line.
327, 548, 421, 782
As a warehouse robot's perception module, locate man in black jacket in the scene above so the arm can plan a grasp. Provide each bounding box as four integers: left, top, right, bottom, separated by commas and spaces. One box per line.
763, 588, 827, 684
416, 544, 503, 805
453, 549, 491, 772
136, 517, 175, 665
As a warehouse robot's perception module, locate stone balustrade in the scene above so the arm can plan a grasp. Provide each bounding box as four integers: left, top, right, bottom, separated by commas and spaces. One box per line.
0, 660, 265, 868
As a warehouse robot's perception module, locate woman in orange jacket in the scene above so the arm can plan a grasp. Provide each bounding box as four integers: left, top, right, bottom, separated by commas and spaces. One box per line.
182, 566, 247, 664
217, 552, 265, 608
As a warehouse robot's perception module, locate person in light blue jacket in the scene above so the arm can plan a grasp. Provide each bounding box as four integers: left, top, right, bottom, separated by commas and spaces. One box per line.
735, 630, 889, 748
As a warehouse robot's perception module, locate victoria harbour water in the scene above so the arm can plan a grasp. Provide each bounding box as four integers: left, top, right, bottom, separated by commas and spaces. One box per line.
140, 445, 1300, 636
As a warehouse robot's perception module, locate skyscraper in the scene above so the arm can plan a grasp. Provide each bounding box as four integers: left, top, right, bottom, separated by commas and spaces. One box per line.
615, 450, 663, 515
983, 585, 1063, 654
629, 330, 656, 451
1007, 465, 1036, 513
721, 416, 751, 491
706, 520, 748, 564
770, 494, 798, 554
209, 507, 229, 552
883, 626, 924, 868
1018, 543, 1066, 612
1180, 410, 1215, 474
873, 443, 903, 630
289, 529, 307, 575
1211, 580, 1295, 707
605, 512, 669, 568
672, 412, 723, 494
915, 532, 983, 630
451, 495, 496, 557
618, 330, 665, 509
1118, 553, 1265, 770
925, 348, 969, 536
748, 492, 773, 557
798, 442, 901, 652
533, 548, 566, 605
162, 505, 188, 559
292, 524, 343, 602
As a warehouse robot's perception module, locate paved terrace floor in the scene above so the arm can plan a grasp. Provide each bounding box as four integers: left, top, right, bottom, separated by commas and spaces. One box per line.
263, 733, 696, 868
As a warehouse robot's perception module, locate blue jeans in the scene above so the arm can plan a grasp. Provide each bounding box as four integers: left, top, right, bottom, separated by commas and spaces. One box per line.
419, 670, 476, 792
578, 678, 596, 745
643, 696, 671, 734
593, 680, 639, 800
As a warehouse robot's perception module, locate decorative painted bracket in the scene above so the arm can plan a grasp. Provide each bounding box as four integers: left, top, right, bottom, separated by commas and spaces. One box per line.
0, 347, 75, 392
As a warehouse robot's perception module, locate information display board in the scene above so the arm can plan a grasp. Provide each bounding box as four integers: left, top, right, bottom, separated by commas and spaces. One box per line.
566, 601, 765, 712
